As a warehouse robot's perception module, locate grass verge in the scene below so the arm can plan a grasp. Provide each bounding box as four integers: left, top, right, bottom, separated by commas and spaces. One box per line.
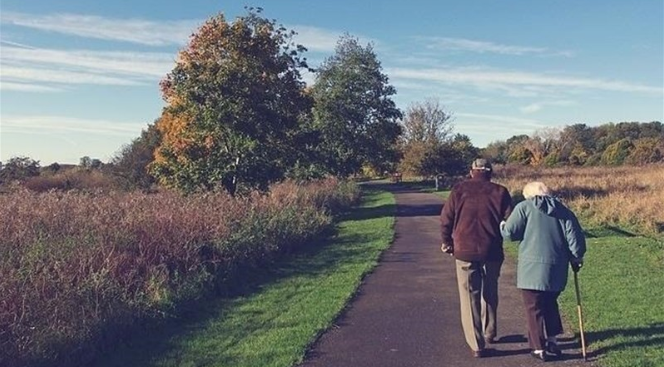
505, 232, 664, 367
93, 188, 395, 367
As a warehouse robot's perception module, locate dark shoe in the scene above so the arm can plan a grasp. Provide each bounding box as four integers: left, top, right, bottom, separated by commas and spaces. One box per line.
530, 350, 548, 362
546, 342, 562, 357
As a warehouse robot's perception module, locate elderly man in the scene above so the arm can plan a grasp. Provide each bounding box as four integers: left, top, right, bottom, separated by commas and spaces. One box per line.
440, 158, 512, 358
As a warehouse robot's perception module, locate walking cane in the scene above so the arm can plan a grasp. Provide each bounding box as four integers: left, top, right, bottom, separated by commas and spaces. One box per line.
573, 270, 587, 361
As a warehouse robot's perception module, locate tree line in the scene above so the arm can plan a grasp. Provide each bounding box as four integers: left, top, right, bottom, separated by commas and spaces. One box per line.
483, 121, 663, 167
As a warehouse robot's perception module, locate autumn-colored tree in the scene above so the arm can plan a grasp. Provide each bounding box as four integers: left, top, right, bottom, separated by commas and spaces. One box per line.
311, 35, 402, 177
151, 8, 311, 194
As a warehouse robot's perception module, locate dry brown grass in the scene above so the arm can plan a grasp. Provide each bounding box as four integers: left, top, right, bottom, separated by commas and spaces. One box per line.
0, 178, 359, 367
494, 164, 664, 235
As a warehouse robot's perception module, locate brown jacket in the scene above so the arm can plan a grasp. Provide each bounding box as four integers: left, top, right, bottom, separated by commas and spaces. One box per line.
440, 175, 512, 262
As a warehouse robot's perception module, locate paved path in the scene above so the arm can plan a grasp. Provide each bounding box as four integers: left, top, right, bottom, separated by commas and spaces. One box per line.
300, 186, 589, 367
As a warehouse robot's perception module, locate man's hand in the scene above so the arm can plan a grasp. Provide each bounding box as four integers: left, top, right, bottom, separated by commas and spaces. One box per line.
441, 243, 454, 255
570, 258, 583, 273
500, 220, 506, 231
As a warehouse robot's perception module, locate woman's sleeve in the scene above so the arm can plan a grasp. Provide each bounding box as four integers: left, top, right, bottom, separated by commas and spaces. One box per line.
564, 211, 587, 260
502, 203, 526, 241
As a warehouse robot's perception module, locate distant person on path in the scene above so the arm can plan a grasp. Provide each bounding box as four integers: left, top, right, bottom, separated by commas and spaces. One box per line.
500, 181, 586, 362
439, 158, 512, 358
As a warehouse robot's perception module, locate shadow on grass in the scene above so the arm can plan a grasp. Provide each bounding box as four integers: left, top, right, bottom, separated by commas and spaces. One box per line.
91, 229, 381, 367
342, 203, 397, 221
580, 323, 664, 361
554, 186, 610, 200
584, 226, 638, 238
546, 323, 664, 363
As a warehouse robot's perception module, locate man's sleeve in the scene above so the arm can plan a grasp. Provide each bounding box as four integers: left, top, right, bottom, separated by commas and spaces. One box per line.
440, 191, 456, 246
501, 188, 513, 219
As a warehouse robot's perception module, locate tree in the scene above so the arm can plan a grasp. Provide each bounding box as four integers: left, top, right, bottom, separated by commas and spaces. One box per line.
46, 162, 61, 174
401, 99, 454, 144
504, 134, 532, 164
151, 8, 311, 194
601, 138, 633, 165
111, 122, 162, 190
79, 156, 92, 169
311, 34, 402, 177
522, 128, 561, 166
398, 99, 454, 176
0, 156, 40, 182
559, 123, 594, 164
626, 137, 663, 165
482, 140, 508, 164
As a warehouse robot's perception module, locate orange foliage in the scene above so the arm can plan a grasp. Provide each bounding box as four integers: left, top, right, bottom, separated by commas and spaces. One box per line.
154, 108, 195, 162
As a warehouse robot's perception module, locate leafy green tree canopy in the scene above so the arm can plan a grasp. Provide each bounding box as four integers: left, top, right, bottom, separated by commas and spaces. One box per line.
311, 34, 402, 177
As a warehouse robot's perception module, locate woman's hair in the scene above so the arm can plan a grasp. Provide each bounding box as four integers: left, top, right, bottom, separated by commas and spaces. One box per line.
522, 181, 550, 199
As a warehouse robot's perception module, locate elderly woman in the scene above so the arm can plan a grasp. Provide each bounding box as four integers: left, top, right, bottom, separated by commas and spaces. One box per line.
501, 182, 586, 362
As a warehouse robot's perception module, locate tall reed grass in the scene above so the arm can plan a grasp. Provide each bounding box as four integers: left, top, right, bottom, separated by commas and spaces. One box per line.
0, 178, 359, 367
494, 164, 664, 236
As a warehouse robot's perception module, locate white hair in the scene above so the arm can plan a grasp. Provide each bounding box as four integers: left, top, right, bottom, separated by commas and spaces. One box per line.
522, 181, 550, 199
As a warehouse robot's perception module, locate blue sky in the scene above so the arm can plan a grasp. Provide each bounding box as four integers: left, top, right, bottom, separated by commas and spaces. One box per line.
1, 0, 662, 165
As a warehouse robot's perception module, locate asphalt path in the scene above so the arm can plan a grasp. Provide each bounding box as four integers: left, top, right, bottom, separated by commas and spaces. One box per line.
299, 185, 589, 367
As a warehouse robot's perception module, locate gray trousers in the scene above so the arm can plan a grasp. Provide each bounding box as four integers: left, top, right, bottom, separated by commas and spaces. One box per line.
455, 259, 502, 351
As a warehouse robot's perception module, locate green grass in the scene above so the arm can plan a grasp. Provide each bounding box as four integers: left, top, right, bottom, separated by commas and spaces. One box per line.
505, 233, 664, 367
94, 188, 395, 367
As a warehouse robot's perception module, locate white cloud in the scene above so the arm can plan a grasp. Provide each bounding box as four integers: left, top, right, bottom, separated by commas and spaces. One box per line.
0, 39, 37, 49
1, 11, 198, 46
290, 25, 342, 53
454, 112, 554, 145
519, 100, 575, 114
520, 103, 543, 114
1, 65, 145, 86
386, 66, 663, 95
0, 44, 175, 91
2, 115, 145, 136
2, 46, 174, 77
423, 37, 574, 57
0, 81, 63, 92
457, 112, 550, 129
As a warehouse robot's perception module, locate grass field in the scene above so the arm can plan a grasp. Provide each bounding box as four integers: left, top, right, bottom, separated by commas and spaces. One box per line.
93, 188, 395, 367
560, 233, 664, 367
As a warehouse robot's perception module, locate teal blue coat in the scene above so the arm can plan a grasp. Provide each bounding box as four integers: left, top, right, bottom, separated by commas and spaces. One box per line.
501, 196, 586, 292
